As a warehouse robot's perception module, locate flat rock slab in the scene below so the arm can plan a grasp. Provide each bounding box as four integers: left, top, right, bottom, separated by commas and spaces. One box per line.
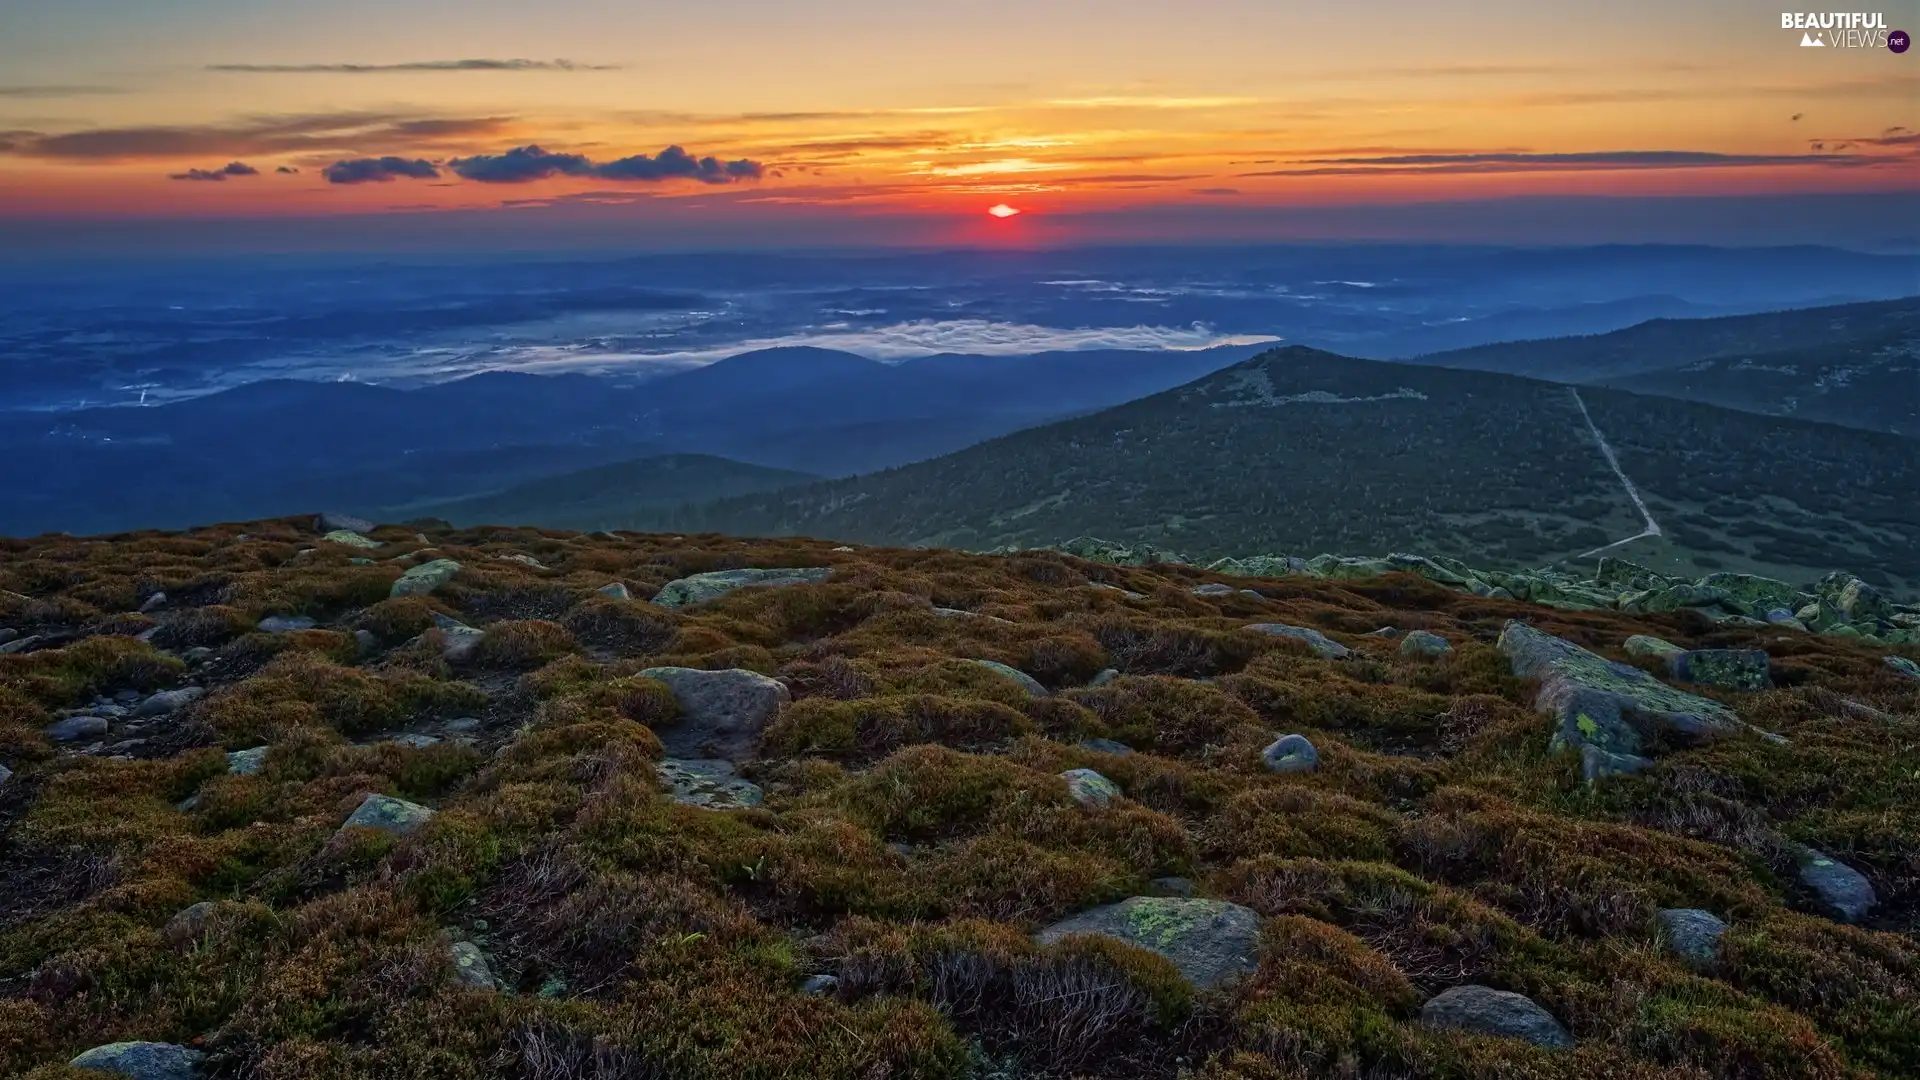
323, 530, 383, 549
964, 658, 1048, 697
1420, 985, 1572, 1049
651, 567, 833, 608
257, 615, 317, 633
657, 758, 765, 809
1062, 767, 1120, 807
1037, 896, 1262, 990
1245, 623, 1349, 659
1656, 908, 1728, 964
69, 1041, 205, 1080
1624, 635, 1684, 658
1796, 847, 1877, 923
391, 558, 462, 598
639, 667, 789, 762
340, 793, 436, 837
1668, 649, 1770, 691
1498, 621, 1740, 779
1400, 630, 1452, 659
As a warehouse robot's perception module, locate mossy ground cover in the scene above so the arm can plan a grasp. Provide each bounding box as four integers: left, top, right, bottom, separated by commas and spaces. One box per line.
0, 518, 1916, 1079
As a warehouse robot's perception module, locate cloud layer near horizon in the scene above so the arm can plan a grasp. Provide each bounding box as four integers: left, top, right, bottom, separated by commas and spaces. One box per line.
206, 59, 618, 73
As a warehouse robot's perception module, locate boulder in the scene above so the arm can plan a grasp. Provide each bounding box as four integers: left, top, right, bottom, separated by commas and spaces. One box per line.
0, 763, 11, 790
340, 793, 436, 837
1056, 536, 1190, 567
1037, 897, 1262, 990
1499, 621, 1741, 779
1419, 985, 1572, 1049
1701, 572, 1808, 616
1594, 558, 1677, 592
1816, 572, 1890, 625
391, 558, 462, 598
433, 614, 486, 662
1191, 583, 1237, 597
1263, 733, 1319, 774
1080, 736, 1133, 756
0, 634, 32, 655
596, 582, 632, 600
651, 567, 833, 608
133, 687, 203, 717
139, 592, 168, 613
656, 758, 765, 809
257, 614, 317, 633
1885, 656, 1920, 682
47, 715, 109, 741
1795, 847, 1877, 923
162, 901, 218, 946
1656, 908, 1728, 964
801, 973, 840, 995
227, 746, 269, 775
1668, 649, 1770, 691
449, 940, 498, 990
1624, 635, 1684, 659
1400, 630, 1452, 659
323, 530, 383, 549
1245, 623, 1349, 659
1062, 768, 1121, 808
69, 1042, 204, 1080
638, 667, 788, 761
1087, 668, 1121, 688
316, 511, 375, 535
964, 658, 1048, 697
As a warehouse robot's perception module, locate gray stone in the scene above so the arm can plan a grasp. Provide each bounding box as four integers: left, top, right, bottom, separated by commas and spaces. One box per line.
639, 667, 790, 762
651, 567, 833, 608
340, 793, 436, 837
0, 762, 12, 790
0, 628, 15, 645
0, 635, 41, 654
257, 614, 317, 633
499, 553, 549, 570
386, 733, 442, 749
1365, 626, 1403, 638
656, 758, 765, 809
182, 646, 214, 663
317, 511, 375, 534
47, 715, 109, 741
1668, 649, 1771, 691
1624, 634, 1684, 659
163, 901, 218, 945
964, 658, 1049, 697
1263, 733, 1319, 774
1079, 736, 1133, 756
138, 592, 168, 614
133, 686, 204, 718
353, 629, 377, 655
449, 940, 498, 990
69, 1042, 204, 1080
1885, 656, 1920, 682
1795, 847, 1877, 923
1089, 582, 1147, 600
596, 582, 632, 600
802, 973, 839, 995
442, 716, 482, 735
1087, 668, 1121, 688
933, 607, 1014, 624
1400, 630, 1452, 659
1191, 583, 1237, 596
1245, 623, 1349, 659
1656, 908, 1728, 964
227, 746, 269, 775
391, 558, 463, 598
1420, 985, 1572, 1049
1037, 897, 1262, 990
1062, 768, 1121, 808
439, 625, 486, 662
1498, 621, 1741, 780
323, 530, 383, 549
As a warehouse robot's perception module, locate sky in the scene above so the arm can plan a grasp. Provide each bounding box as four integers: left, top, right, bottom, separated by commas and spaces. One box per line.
0, 0, 1914, 250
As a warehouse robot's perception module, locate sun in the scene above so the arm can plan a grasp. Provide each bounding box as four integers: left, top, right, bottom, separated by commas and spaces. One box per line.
987, 203, 1021, 218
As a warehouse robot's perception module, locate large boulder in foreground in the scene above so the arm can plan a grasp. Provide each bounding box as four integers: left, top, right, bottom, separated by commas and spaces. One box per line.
638, 667, 789, 762
1037, 897, 1261, 990
1420, 985, 1572, 1049
651, 567, 833, 608
1498, 621, 1741, 780
69, 1041, 204, 1079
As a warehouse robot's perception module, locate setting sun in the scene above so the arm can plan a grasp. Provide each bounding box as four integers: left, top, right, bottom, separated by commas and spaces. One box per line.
987, 204, 1021, 218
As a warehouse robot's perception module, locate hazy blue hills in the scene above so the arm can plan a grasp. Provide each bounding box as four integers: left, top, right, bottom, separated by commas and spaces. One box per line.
427, 453, 819, 530
668, 345, 1920, 593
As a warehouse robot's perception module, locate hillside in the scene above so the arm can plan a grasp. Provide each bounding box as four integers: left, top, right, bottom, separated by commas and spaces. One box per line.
426, 453, 819, 530
1411, 297, 1920, 433
671, 346, 1920, 593
0, 516, 1915, 1079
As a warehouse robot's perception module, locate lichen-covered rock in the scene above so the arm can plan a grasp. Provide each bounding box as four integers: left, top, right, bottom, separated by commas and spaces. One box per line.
1420, 985, 1572, 1049
1061, 768, 1121, 807
1816, 572, 1890, 625
1245, 623, 1349, 659
1036, 897, 1261, 989
449, 940, 498, 990
1400, 630, 1452, 659
651, 567, 833, 608
1668, 649, 1770, 691
1595, 557, 1678, 592
1191, 582, 1237, 597
1263, 733, 1318, 773
963, 658, 1048, 697
257, 614, 317, 633
596, 582, 631, 600
227, 746, 269, 775
656, 758, 764, 809
340, 793, 435, 837
1701, 572, 1809, 616
323, 530, 382, 549
1796, 847, 1877, 923
1056, 536, 1190, 566
1624, 634, 1683, 658
1656, 908, 1728, 964
1498, 620, 1740, 780
69, 1041, 205, 1080
391, 558, 462, 598
639, 667, 788, 761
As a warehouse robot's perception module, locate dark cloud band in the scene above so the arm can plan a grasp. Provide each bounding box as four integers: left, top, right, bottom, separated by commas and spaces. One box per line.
207, 59, 617, 73
168, 161, 259, 181
447, 145, 764, 184
322, 157, 441, 184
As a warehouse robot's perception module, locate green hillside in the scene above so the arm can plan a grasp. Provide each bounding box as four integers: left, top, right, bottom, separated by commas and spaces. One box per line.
425, 453, 819, 530
672, 347, 1920, 593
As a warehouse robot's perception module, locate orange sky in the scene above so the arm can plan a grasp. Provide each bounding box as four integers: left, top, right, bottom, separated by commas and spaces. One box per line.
0, 0, 1913, 232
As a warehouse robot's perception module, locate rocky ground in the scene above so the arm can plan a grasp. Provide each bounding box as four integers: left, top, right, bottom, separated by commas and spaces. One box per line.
1, 514, 1917, 1079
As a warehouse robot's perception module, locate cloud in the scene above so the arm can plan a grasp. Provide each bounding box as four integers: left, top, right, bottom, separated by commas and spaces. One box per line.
2, 112, 513, 161
1192, 187, 1242, 196
1241, 149, 1902, 176
206, 58, 617, 73
0, 85, 125, 98
449, 144, 764, 184
169, 161, 260, 181
276, 165, 299, 174
322, 156, 441, 184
